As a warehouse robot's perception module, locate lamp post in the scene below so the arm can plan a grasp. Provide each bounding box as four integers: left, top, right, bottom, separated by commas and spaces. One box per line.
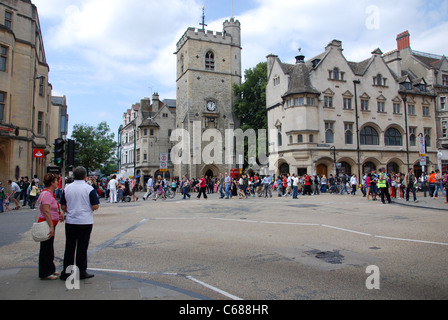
330, 146, 337, 176
353, 80, 361, 179
402, 95, 410, 172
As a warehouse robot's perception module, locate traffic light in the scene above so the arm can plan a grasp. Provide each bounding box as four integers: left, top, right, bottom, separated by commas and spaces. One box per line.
53, 138, 65, 166
66, 139, 79, 167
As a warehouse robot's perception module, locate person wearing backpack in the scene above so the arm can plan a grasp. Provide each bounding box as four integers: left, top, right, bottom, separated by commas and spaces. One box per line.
405, 168, 418, 203
443, 172, 448, 204
0, 182, 6, 213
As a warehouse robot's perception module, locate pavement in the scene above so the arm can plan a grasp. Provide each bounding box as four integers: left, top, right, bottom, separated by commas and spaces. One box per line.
0, 190, 446, 301
0, 266, 209, 300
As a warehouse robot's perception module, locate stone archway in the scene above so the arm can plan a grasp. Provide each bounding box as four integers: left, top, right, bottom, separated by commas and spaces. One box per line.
316, 164, 327, 176
201, 164, 219, 178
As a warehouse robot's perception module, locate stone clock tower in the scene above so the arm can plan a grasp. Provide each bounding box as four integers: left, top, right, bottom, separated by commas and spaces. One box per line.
174, 17, 242, 178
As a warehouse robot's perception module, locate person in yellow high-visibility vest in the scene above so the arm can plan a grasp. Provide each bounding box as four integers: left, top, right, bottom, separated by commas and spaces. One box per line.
378, 168, 391, 204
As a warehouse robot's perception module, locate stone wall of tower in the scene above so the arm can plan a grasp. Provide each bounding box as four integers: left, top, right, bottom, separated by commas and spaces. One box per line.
175, 18, 242, 178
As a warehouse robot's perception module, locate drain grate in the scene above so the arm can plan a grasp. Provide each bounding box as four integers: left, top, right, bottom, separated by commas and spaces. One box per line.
306, 249, 345, 264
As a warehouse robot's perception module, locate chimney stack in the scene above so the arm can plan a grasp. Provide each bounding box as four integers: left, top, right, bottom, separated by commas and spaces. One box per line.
397, 31, 410, 51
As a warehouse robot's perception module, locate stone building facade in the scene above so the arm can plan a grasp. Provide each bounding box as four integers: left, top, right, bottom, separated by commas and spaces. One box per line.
266, 39, 438, 178
174, 18, 242, 179
384, 31, 448, 174
0, 0, 64, 184
118, 93, 176, 183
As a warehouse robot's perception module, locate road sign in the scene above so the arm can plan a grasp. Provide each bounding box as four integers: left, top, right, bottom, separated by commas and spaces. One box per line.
160, 153, 168, 170
418, 136, 426, 157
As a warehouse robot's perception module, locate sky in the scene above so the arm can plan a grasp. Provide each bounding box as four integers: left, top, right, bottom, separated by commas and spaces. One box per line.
35, 0, 448, 139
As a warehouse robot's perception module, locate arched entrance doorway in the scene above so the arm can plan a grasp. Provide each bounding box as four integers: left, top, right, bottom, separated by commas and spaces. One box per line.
316, 164, 327, 177
387, 162, 399, 174
363, 161, 377, 174
279, 162, 290, 175
339, 161, 352, 176
201, 165, 219, 178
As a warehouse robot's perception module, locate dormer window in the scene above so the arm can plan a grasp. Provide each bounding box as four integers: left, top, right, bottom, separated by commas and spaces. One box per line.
418, 83, 427, 92
402, 81, 412, 90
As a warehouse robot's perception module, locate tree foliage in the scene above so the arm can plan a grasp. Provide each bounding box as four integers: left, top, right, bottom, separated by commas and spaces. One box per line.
71, 122, 118, 173
233, 62, 268, 131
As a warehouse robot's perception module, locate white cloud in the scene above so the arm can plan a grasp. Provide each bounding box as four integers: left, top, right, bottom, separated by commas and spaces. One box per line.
36, 0, 448, 133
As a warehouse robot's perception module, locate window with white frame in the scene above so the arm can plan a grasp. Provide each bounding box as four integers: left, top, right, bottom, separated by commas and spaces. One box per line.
442, 121, 447, 138
361, 99, 369, 111
440, 97, 446, 110
343, 98, 352, 110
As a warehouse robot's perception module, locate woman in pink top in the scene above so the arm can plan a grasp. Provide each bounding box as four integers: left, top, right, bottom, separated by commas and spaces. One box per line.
37, 173, 64, 280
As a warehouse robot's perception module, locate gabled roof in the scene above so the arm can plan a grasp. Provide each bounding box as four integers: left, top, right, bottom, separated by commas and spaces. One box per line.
412, 51, 446, 70
279, 61, 320, 96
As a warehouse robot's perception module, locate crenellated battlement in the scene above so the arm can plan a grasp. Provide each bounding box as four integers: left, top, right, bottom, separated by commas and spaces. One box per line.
176, 18, 241, 52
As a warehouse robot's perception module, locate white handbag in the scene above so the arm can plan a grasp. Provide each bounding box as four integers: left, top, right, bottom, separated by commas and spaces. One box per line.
32, 190, 51, 242
32, 220, 50, 242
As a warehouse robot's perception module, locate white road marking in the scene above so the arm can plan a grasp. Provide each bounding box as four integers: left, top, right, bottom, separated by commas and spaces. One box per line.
88, 267, 242, 300
150, 216, 448, 247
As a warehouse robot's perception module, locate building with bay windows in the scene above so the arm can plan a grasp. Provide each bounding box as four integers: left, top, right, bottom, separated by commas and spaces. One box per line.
266, 38, 438, 178
384, 31, 448, 174
118, 93, 176, 183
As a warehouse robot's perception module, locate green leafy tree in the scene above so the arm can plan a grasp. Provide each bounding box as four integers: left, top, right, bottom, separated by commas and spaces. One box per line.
233, 62, 268, 131
233, 62, 268, 169
71, 122, 118, 173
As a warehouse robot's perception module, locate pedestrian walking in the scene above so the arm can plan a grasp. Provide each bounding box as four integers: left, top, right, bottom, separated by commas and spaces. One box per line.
350, 174, 358, 195
433, 169, 445, 199
37, 173, 65, 280
292, 174, 299, 199
0, 182, 5, 213
143, 176, 153, 200
182, 176, 191, 200
59, 167, 100, 281
405, 168, 418, 202
108, 175, 118, 203
196, 175, 208, 199
378, 168, 391, 204
7, 180, 21, 210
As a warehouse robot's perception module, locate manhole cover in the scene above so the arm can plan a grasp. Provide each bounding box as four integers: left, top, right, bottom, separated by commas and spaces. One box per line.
306, 249, 345, 264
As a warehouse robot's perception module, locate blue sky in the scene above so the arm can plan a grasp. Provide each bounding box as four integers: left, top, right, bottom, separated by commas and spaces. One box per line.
36, 0, 448, 139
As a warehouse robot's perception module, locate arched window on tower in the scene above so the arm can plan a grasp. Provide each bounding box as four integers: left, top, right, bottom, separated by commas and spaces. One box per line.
205, 51, 215, 71
180, 54, 184, 73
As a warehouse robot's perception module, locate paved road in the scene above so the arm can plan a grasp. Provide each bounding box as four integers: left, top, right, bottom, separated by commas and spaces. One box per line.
0, 191, 447, 301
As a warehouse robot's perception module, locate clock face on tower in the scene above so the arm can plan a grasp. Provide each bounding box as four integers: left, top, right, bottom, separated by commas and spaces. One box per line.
206, 101, 217, 112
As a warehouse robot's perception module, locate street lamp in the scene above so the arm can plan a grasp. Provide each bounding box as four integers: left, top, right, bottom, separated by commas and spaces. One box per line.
353, 80, 361, 179
402, 95, 410, 172
330, 146, 337, 176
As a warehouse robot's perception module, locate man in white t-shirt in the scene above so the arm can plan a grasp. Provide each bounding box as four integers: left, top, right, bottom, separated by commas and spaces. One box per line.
292, 174, 299, 199
60, 166, 99, 280
143, 176, 153, 200
108, 175, 118, 203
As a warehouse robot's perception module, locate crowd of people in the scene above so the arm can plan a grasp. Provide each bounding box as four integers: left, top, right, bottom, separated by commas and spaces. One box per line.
130, 169, 448, 205
1, 168, 447, 212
